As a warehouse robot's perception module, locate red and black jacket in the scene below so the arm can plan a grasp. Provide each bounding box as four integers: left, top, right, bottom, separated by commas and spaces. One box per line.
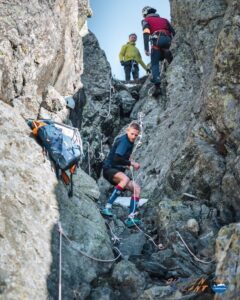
142, 13, 175, 52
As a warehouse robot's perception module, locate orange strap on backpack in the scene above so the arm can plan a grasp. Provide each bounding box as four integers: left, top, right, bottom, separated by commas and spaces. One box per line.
69, 164, 77, 174
61, 170, 70, 185
61, 164, 77, 186
32, 120, 47, 136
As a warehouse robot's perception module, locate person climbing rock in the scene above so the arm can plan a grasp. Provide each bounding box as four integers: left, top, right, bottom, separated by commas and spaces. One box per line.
101, 122, 142, 227
142, 6, 175, 97
119, 33, 150, 82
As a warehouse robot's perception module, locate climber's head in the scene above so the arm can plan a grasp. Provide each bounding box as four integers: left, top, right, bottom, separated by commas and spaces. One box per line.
127, 122, 140, 143
129, 33, 137, 42
142, 6, 156, 17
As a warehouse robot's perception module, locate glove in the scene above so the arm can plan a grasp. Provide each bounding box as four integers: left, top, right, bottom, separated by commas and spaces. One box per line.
146, 68, 151, 74
120, 60, 125, 66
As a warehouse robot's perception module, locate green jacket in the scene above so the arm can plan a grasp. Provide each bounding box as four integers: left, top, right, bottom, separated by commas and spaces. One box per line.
119, 42, 147, 71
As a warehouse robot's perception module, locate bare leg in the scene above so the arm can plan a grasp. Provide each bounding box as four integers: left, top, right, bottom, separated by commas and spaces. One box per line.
125, 180, 141, 197
103, 172, 130, 214
112, 172, 130, 189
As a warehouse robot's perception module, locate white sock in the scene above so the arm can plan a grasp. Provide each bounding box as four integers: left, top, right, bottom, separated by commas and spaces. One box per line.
106, 203, 112, 209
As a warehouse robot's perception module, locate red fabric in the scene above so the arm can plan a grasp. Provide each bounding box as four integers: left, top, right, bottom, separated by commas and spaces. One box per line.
145, 16, 171, 35
131, 196, 140, 201
116, 184, 124, 191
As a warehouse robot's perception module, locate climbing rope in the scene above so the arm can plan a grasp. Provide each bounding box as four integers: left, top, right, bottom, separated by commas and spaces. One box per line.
86, 142, 92, 175
86, 137, 105, 175
92, 135, 105, 162
176, 231, 215, 264
83, 76, 114, 173
84, 71, 112, 164
98, 77, 115, 118
132, 112, 145, 154
58, 222, 122, 263
58, 222, 63, 300
105, 220, 121, 244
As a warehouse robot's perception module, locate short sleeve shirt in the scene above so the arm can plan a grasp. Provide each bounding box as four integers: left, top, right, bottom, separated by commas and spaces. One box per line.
103, 134, 134, 171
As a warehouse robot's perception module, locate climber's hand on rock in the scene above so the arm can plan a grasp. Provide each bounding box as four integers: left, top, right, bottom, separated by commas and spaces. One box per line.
131, 162, 140, 170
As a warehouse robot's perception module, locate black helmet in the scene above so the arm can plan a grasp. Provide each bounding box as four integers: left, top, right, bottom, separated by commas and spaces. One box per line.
142, 6, 156, 17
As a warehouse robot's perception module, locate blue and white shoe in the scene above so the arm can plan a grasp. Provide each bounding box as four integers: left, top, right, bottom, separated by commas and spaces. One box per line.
125, 218, 141, 228
101, 208, 113, 217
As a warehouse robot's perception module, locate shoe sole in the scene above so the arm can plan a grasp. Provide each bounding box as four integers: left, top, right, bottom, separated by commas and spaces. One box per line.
125, 222, 142, 227
101, 212, 113, 217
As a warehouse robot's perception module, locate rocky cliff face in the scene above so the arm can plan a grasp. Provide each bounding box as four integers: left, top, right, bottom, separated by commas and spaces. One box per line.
0, 0, 239, 299
0, 1, 114, 300
80, 0, 240, 299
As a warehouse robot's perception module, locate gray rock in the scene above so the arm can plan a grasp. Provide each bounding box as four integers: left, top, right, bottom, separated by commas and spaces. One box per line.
132, 258, 168, 278
139, 285, 181, 300
0, 0, 87, 118
112, 260, 146, 299
39, 85, 69, 122
1, 0, 240, 298
47, 176, 113, 299
90, 287, 114, 300
116, 90, 136, 116
214, 223, 240, 300
154, 200, 217, 275
41, 85, 66, 113
82, 31, 111, 94
187, 219, 200, 234
0, 101, 59, 299
119, 232, 146, 257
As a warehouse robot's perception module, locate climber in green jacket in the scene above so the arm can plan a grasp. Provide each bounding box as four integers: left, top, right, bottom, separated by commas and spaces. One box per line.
119, 33, 150, 81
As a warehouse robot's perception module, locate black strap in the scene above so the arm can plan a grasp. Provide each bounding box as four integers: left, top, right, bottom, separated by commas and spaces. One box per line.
55, 166, 60, 179
68, 173, 73, 197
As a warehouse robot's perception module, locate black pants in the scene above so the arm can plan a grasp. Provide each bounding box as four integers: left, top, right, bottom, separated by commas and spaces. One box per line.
124, 60, 139, 81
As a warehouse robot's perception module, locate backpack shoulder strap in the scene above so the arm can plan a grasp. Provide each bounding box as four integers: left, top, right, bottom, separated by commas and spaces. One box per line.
32, 120, 47, 136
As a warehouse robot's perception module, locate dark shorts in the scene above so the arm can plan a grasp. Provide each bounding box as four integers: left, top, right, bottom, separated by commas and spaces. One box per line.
103, 168, 124, 185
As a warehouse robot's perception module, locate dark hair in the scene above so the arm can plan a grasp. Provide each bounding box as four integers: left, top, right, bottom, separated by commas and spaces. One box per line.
129, 122, 140, 131
129, 33, 137, 38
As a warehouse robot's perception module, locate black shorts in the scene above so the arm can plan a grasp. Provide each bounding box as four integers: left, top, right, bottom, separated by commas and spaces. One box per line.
103, 168, 123, 185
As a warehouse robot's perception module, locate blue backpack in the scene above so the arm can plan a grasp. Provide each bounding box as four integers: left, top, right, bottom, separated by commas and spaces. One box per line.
28, 119, 83, 197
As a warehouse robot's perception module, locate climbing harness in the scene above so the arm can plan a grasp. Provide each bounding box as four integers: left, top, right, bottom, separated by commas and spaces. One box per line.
130, 60, 138, 77
176, 231, 215, 264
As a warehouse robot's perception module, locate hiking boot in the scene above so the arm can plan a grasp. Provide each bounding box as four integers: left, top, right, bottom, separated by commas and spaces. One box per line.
163, 49, 173, 64
125, 218, 142, 228
151, 85, 162, 98
101, 208, 113, 217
